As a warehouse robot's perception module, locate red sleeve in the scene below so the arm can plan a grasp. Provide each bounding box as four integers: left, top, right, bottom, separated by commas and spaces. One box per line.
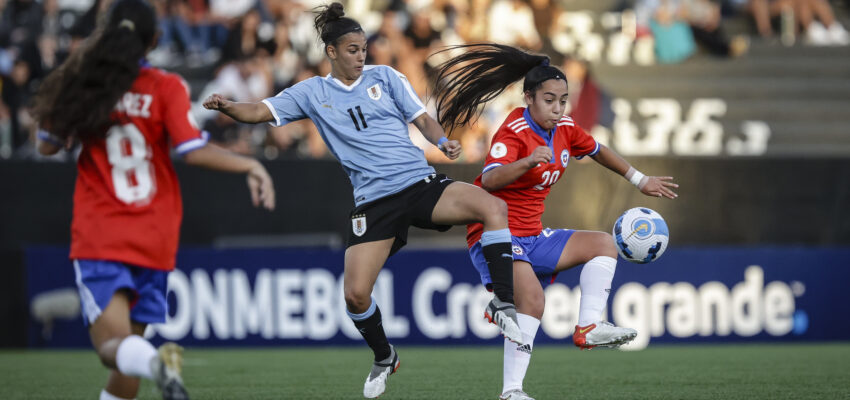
565, 122, 600, 159
481, 127, 526, 174
158, 74, 207, 155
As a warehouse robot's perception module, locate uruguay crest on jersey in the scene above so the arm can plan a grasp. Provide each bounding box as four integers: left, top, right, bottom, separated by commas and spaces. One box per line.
352, 213, 367, 236
367, 84, 382, 100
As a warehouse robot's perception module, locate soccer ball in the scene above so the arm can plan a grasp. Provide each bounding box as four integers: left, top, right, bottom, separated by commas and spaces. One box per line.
612, 207, 669, 264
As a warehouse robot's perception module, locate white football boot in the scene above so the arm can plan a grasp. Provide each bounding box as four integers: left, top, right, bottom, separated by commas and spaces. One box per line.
485, 297, 524, 345
500, 389, 536, 400
363, 345, 400, 398
573, 321, 637, 350
150, 342, 189, 400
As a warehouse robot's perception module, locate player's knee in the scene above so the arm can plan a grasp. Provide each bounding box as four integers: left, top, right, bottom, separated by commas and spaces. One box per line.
94, 336, 126, 368
525, 293, 545, 320
516, 287, 545, 319
597, 232, 618, 259
344, 287, 372, 313
481, 196, 508, 225
95, 347, 113, 368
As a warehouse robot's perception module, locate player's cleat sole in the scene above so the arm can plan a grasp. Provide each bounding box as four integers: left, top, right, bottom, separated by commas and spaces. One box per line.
151, 342, 189, 400
363, 346, 400, 398
573, 321, 637, 350
500, 389, 536, 400
485, 298, 523, 345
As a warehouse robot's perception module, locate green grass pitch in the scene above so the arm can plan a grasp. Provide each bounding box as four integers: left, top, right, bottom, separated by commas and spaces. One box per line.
2, 343, 849, 399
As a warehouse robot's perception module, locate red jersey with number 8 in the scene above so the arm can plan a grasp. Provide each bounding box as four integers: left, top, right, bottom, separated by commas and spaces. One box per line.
70, 66, 206, 271
466, 107, 599, 247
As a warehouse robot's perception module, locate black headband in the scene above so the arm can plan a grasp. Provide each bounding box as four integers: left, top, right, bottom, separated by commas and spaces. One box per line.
323, 18, 364, 44
523, 64, 566, 92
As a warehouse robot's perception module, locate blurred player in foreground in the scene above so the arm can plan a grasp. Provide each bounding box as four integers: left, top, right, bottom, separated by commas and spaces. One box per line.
432, 43, 679, 400
32, 1, 275, 399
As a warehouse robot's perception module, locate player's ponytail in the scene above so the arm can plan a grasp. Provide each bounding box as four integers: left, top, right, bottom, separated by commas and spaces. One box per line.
313, 2, 363, 48
431, 44, 566, 136
32, 0, 157, 140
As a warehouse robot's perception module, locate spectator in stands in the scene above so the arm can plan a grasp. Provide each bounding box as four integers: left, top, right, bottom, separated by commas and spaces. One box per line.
562, 57, 614, 134
749, 0, 849, 45
637, 0, 747, 62
202, 110, 256, 154
1, 58, 32, 156
0, 0, 43, 49
403, 6, 441, 68
221, 8, 276, 65
488, 0, 542, 50
155, 0, 224, 67
270, 20, 301, 93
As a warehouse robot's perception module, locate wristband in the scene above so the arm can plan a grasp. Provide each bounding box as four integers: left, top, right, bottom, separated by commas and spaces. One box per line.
37, 130, 64, 147
437, 137, 448, 148
626, 167, 647, 189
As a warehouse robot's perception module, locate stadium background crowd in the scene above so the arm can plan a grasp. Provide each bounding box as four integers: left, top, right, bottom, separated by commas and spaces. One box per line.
1, 0, 849, 163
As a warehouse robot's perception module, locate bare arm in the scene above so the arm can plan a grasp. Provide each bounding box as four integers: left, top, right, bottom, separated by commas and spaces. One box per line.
481, 146, 552, 191
184, 143, 276, 210
589, 144, 630, 176
412, 113, 461, 160
590, 144, 679, 199
36, 130, 67, 156
202, 94, 274, 124
37, 139, 62, 156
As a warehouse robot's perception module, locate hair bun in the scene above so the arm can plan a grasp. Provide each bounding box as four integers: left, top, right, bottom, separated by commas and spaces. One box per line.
326, 2, 345, 21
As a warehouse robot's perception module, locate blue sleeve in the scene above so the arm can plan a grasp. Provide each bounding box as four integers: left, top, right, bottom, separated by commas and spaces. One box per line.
384, 66, 427, 123
261, 81, 310, 127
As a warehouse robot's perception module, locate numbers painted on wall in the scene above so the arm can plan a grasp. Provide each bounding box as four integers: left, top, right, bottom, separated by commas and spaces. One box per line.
602, 98, 771, 156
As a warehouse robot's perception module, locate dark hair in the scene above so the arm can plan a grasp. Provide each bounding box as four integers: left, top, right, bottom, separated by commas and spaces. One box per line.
313, 2, 363, 48
32, 0, 157, 140
431, 44, 567, 136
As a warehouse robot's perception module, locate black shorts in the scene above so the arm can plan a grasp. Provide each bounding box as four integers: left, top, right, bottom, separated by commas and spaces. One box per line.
348, 173, 454, 256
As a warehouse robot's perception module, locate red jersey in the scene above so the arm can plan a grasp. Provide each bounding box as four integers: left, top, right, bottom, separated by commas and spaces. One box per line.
466, 107, 599, 247
70, 67, 207, 271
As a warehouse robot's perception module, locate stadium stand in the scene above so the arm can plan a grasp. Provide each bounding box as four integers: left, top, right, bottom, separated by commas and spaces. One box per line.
1, 0, 849, 160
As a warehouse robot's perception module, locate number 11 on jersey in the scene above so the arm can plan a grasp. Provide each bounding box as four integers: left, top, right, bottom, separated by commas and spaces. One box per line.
347, 106, 368, 131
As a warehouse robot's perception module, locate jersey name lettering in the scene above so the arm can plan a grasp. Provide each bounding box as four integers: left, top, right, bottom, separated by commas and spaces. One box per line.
115, 92, 153, 118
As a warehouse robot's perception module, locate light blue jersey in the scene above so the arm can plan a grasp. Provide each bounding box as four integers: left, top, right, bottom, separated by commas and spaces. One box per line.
262, 65, 436, 206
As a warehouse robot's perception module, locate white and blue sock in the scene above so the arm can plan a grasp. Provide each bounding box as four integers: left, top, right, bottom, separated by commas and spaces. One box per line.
502, 313, 540, 394
115, 335, 157, 380
578, 256, 617, 326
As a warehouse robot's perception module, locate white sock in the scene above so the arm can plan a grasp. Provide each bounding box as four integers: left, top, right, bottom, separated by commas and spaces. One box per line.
115, 335, 157, 380
578, 256, 617, 326
502, 313, 540, 394
100, 389, 134, 400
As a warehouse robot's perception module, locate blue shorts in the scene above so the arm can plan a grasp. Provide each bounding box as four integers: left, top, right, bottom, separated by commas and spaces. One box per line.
73, 259, 168, 327
469, 228, 575, 289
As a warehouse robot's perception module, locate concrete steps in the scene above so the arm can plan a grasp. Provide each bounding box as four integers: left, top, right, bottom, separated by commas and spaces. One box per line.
586, 23, 850, 156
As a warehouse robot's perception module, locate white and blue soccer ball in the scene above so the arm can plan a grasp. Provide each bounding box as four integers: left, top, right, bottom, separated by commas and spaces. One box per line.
612, 207, 669, 264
